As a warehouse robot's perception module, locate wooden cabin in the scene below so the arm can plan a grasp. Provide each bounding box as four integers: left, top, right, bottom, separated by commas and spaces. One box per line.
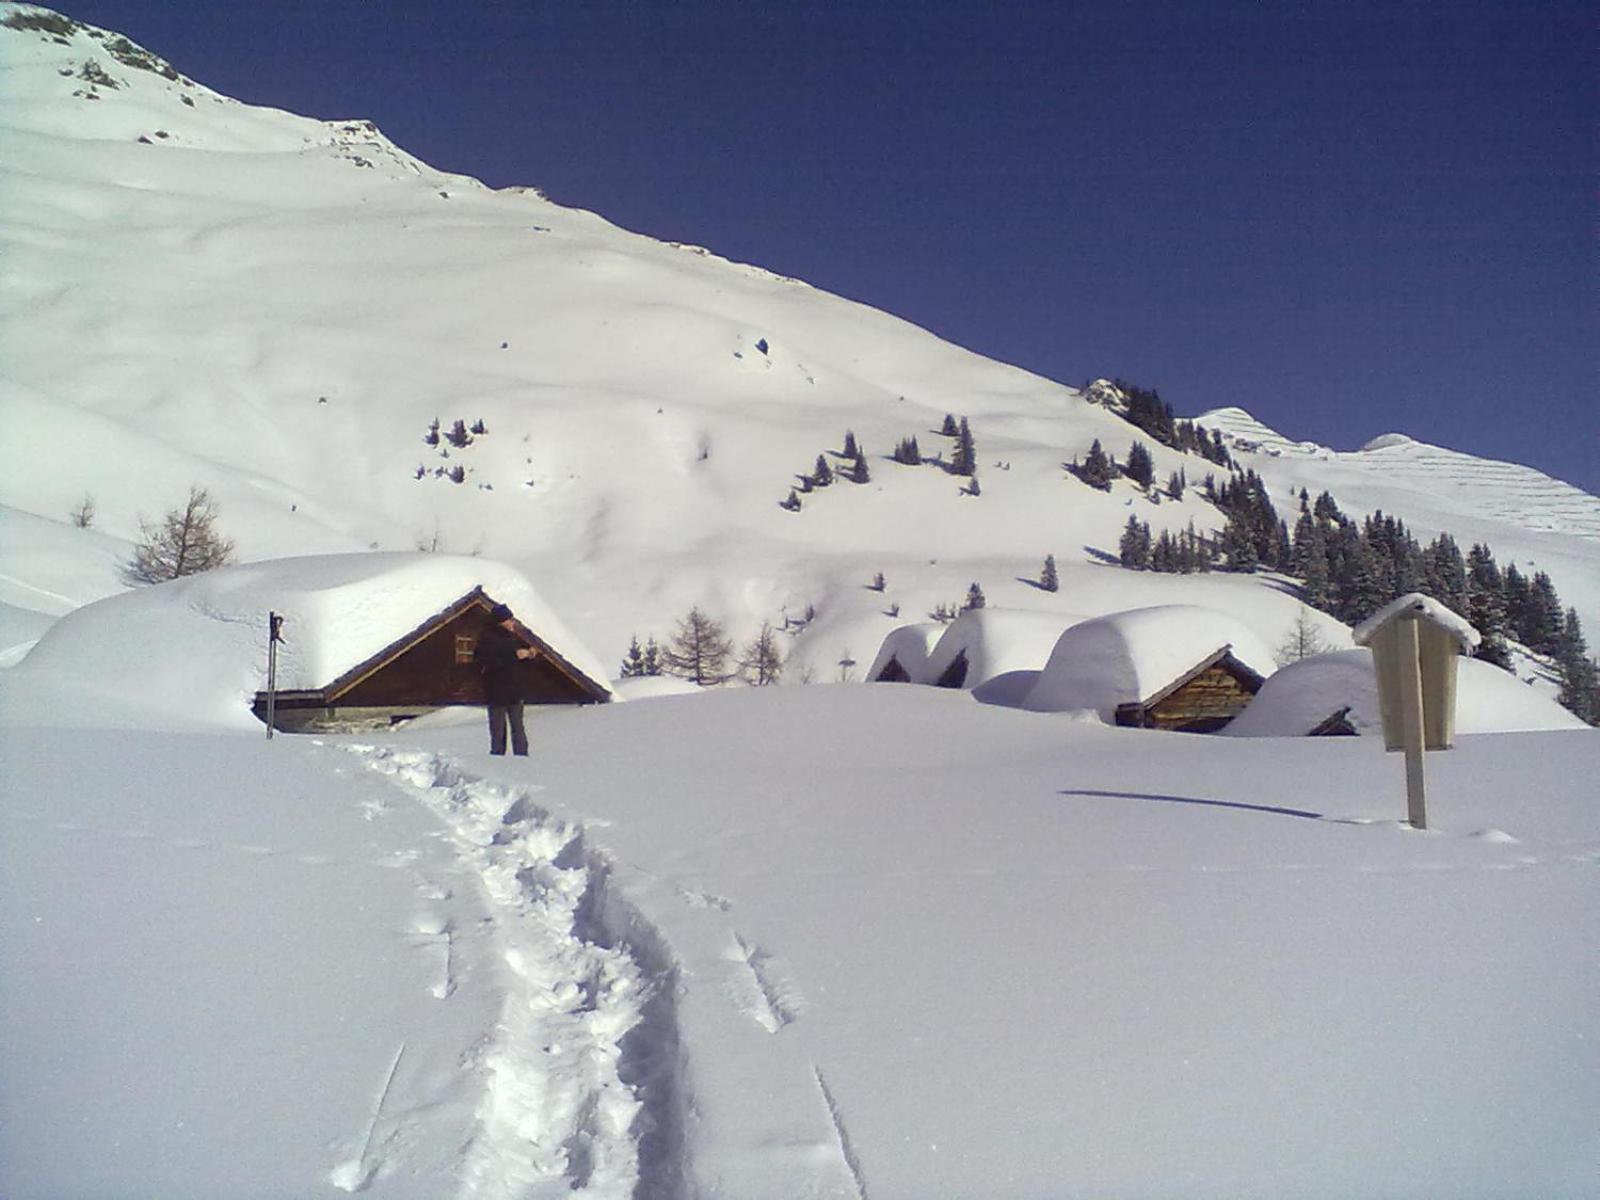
253, 586, 609, 732
1113, 645, 1266, 733
873, 654, 913, 683
1307, 706, 1358, 737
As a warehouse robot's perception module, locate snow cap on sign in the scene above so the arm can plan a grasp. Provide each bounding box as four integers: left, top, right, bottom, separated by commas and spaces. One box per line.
1351, 593, 1480, 653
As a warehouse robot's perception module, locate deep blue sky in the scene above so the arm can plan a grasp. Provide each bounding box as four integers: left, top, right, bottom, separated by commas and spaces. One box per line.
66, 1, 1597, 492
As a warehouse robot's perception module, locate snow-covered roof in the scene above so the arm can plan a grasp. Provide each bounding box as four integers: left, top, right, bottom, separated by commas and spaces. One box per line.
921, 610, 1076, 701
1223, 648, 1585, 737
10, 553, 612, 727
1351, 592, 1480, 652
1023, 605, 1276, 721
866, 623, 944, 682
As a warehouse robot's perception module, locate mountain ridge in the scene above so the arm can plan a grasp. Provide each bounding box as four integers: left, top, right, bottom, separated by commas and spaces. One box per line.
1, 2, 1595, 676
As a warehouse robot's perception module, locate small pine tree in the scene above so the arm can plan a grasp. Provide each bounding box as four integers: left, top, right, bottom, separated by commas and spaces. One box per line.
893, 436, 922, 465
1119, 516, 1152, 569
871, 571, 887, 591
1167, 470, 1185, 501
1275, 607, 1330, 666
1039, 554, 1059, 592
962, 582, 986, 612
1081, 439, 1113, 490
122, 487, 235, 585
952, 417, 976, 476
965, 474, 981, 496
812, 454, 834, 488
739, 621, 784, 685
69, 494, 96, 528
781, 489, 802, 511
941, 413, 959, 437
448, 464, 466, 484
642, 637, 663, 676
1554, 608, 1600, 724
660, 606, 733, 686
470, 418, 487, 435
842, 430, 859, 459
619, 635, 646, 678
445, 419, 472, 448
1125, 441, 1154, 489
424, 418, 440, 446
853, 447, 870, 483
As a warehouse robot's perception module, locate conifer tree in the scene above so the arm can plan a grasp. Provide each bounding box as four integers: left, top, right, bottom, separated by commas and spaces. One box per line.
941, 413, 959, 437
1039, 553, 1059, 593
1081, 439, 1113, 490
661, 606, 733, 686
1124, 441, 1154, 489
619, 635, 646, 678
963, 582, 986, 612
952, 417, 976, 476
739, 621, 784, 686
842, 430, 859, 459
853, 446, 870, 483
1167, 469, 1185, 501
122, 487, 235, 585
642, 637, 663, 676
812, 454, 833, 487
892, 436, 922, 465
1554, 609, 1599, 724
1119, 516, 1152, 569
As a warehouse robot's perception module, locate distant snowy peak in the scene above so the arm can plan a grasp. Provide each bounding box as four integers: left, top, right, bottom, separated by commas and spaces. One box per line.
0, 4, 448, 180
1196, 405, 1600, 540
1193, 406, 1334, 458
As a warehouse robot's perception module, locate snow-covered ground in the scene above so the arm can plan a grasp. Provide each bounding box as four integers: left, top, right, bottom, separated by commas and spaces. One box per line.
4, 683, 1597, 1198
3, 8, 1599, 1197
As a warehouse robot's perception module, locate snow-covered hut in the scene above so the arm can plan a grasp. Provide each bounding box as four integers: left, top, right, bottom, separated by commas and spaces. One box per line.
867, 623, 944, 683
10, 553, 611, 730
1024, 605, 1275, 731
922, 610, 1076, 705
1222, 649, 1588, 737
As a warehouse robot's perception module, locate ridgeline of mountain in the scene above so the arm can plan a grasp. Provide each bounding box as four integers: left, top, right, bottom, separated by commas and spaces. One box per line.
1, 2, 1595, 678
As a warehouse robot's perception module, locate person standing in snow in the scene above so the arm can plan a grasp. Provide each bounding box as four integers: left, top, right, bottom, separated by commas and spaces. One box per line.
476, 602, 538, 756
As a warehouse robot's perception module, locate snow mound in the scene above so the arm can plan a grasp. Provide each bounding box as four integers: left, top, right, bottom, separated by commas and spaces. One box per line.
1024, 605, 1276, 720
1361, 432, 1417, 452
3, 552, 609, 729
865, 622, 944, 682
1222, 648, 1587, 737
921, 609, 1076, 703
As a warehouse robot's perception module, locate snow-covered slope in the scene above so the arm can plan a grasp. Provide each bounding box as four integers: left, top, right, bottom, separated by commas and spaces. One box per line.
1198, 405, 1600, 627
2, 3, 1595, 677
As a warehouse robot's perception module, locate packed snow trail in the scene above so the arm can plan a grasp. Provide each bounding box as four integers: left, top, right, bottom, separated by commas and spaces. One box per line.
348, 746, 685, 1200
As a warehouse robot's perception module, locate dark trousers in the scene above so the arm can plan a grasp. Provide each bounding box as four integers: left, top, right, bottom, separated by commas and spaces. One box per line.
487, 701, 528, 756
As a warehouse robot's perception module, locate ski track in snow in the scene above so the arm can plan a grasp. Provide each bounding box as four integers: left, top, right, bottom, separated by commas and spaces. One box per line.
343, 746, 686, 1200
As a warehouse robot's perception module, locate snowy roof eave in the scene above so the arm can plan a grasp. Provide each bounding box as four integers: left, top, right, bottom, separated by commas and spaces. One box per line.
1351, 593, 1480, 653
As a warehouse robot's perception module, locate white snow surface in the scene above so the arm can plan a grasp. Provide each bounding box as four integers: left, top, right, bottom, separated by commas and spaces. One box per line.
1352, 590, 1481, 652
1224, 648, 1588, 737
2, 13, 1599, 1197
1024, 604, 1276, 720
5, 552, 610, 728
4, 676, 1598, 1198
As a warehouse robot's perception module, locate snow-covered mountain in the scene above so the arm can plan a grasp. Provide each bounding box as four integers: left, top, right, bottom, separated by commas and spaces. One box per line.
1, 2, 1596, 671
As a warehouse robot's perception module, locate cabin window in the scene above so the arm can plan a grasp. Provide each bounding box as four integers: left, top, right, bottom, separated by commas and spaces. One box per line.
455, 634, 476, 664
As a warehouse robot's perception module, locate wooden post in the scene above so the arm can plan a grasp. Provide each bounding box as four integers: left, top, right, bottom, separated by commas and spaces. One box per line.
1394, 616, 1428, 830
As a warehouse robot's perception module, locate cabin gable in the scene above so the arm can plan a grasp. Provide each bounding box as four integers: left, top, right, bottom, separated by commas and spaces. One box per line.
1115, 646, 1264, 733
874, 655, 912, 683
253, 586, 608, 731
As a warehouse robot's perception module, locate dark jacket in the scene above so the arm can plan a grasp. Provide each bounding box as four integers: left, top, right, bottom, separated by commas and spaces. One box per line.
476, 623, 527, 705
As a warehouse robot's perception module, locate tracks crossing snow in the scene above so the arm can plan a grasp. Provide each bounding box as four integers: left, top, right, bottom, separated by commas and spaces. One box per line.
347, 746, 684, 1199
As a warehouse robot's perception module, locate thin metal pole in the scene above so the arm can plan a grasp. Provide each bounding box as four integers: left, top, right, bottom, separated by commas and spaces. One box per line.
266, 611, 281, 739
